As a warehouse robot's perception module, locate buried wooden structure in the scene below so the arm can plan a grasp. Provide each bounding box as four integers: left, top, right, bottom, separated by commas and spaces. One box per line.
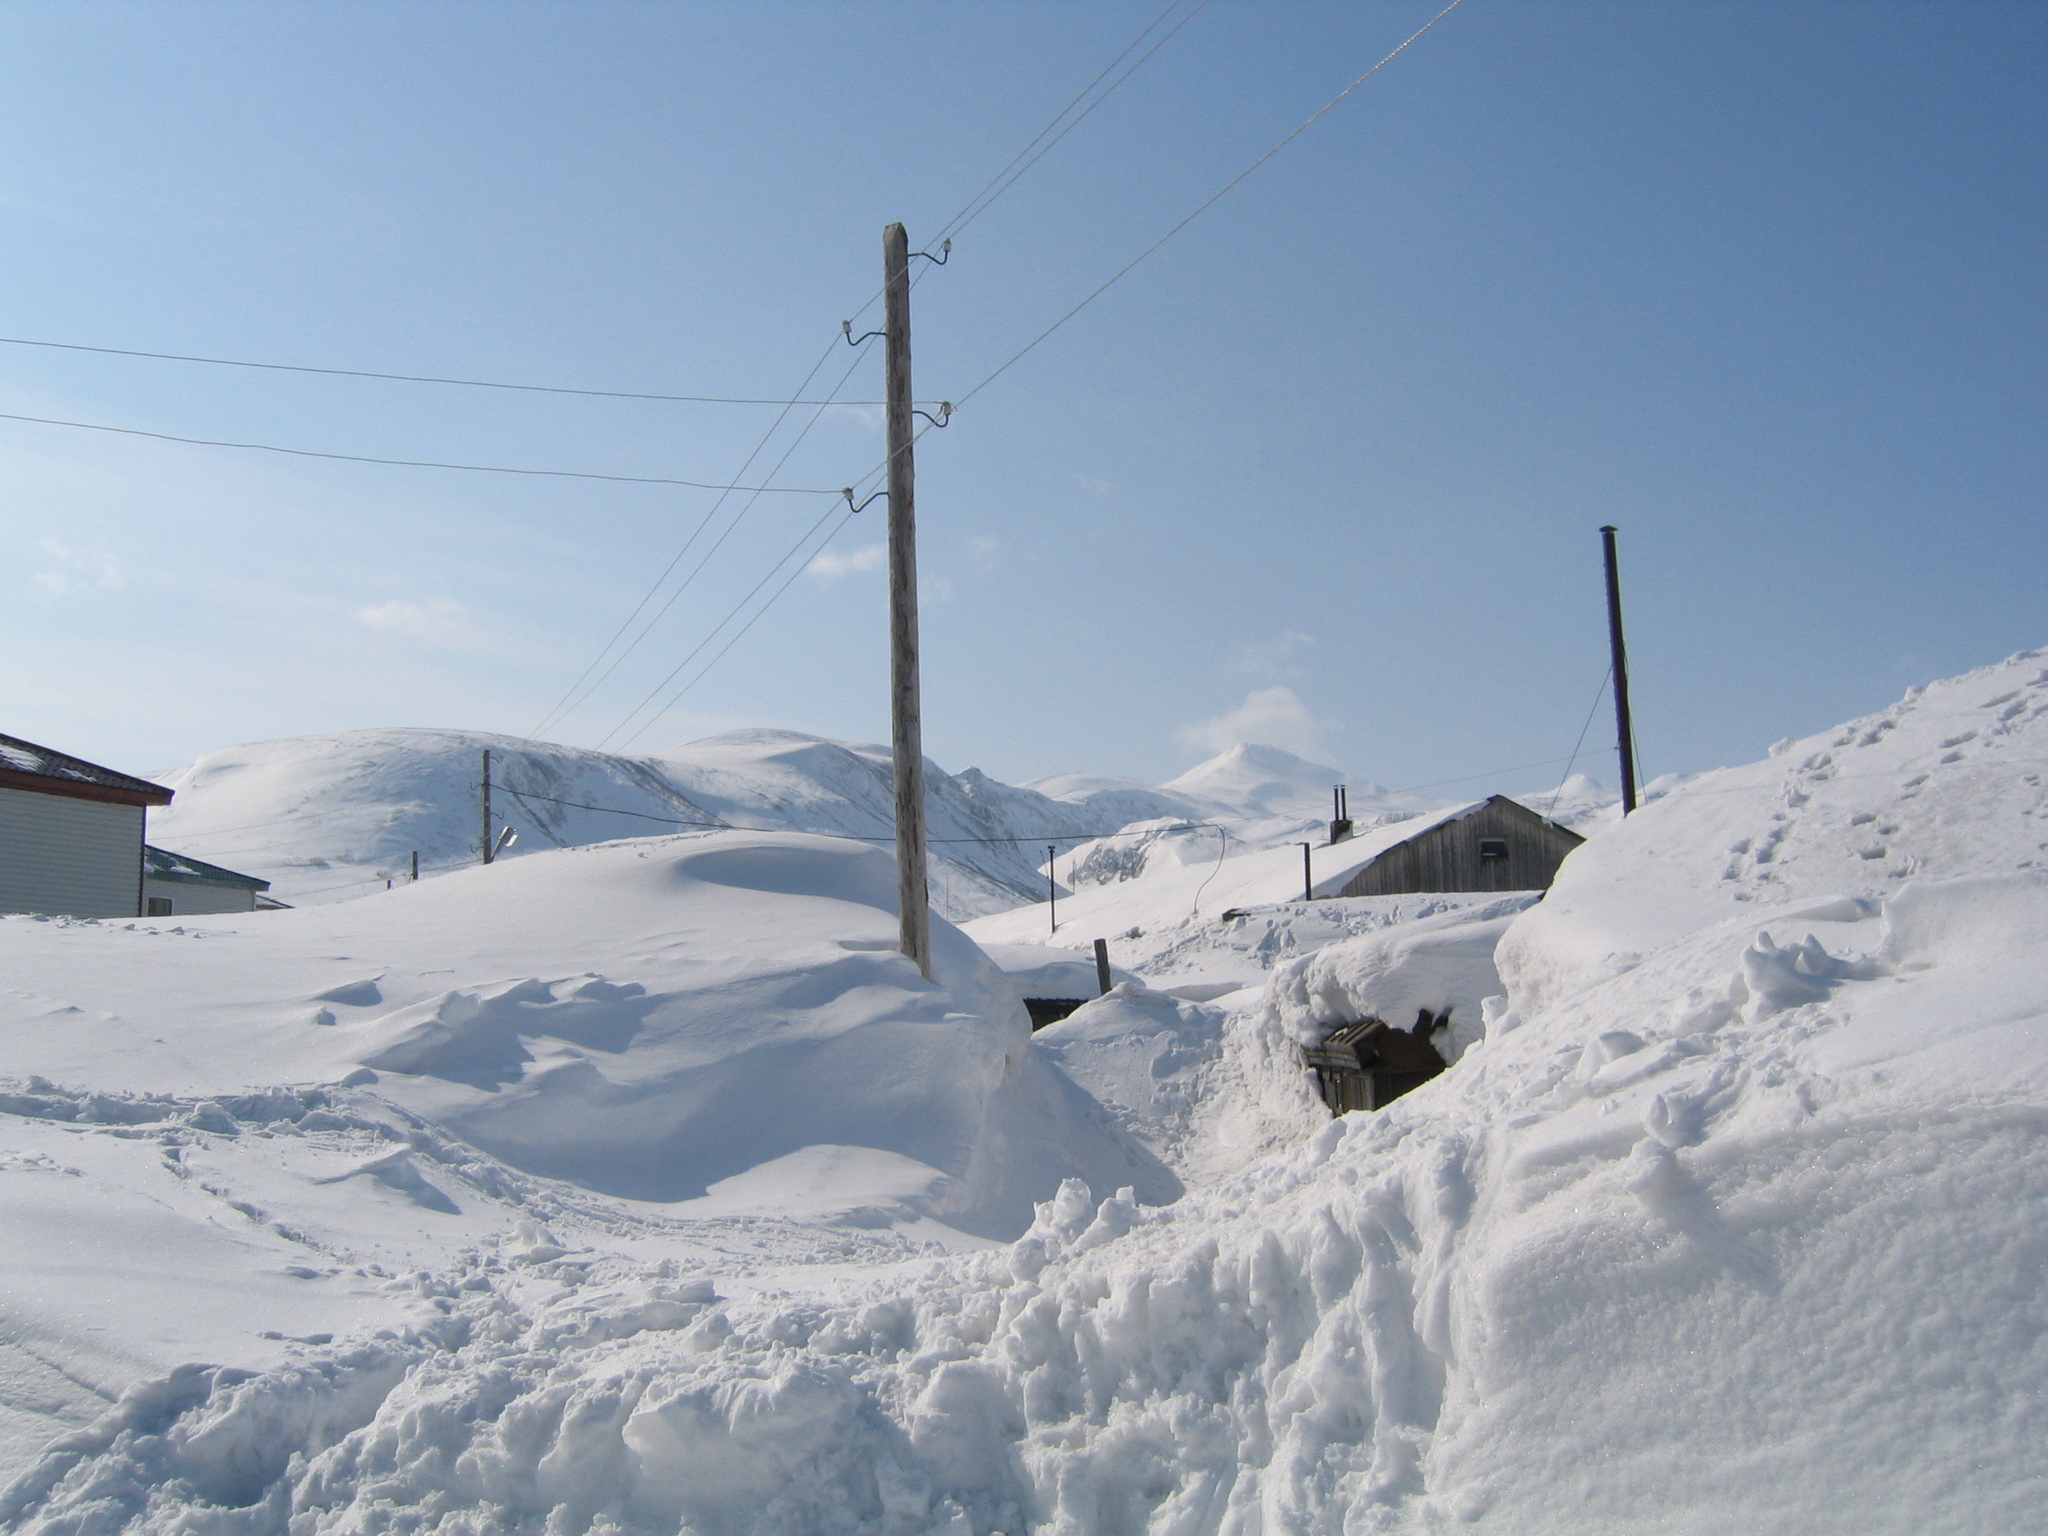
1304, 1010, 1452, 1115
1024, 998, 1089, 1030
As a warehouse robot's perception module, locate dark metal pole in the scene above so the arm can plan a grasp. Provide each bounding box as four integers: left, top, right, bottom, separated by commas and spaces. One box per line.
883, 222, 932, 978
1093, 938, 1112, 997
411, 850, 419, 882
1302, 842, 1314, 903
1599, 525, 1639, 815
1047, 844, 1057, 935
481, 749, 494, 864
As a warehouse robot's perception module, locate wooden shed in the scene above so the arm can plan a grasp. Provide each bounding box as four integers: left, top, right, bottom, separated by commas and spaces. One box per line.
1324, 795, 1583, 898
1303, 1010, 1452, 1114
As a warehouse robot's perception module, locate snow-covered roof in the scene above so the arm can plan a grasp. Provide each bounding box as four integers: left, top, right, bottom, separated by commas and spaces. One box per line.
0, 731, 173, 803
143, 845, 270, 890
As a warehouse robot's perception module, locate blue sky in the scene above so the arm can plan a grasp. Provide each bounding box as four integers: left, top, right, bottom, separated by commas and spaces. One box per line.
3, 1, 2042, 796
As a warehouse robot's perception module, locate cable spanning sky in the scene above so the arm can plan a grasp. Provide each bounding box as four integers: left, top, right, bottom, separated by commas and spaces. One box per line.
2, 1, 2042, 794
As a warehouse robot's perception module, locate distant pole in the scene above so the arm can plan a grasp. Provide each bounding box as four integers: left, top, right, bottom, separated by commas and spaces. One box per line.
884, 221, 932, 979
410, 850, 419, 882
1093, 938, 1112, 997
1047, 844, 1058, 935
1302, 842, 1314, 903
481, 749, 494, 864
1599, 525, 1640, 815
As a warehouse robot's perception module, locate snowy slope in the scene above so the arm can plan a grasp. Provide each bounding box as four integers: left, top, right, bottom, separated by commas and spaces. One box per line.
11, 650, 2048, 1533
0, 831, 1174, 1477
148, 728, 1108, 919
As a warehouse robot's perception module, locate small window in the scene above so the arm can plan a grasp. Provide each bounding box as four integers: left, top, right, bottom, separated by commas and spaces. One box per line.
146, 896, 174, 916
1478, 839, 1510, 862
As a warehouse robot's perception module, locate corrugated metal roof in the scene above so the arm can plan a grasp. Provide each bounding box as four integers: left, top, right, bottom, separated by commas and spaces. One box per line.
143, 845, 270, 890
0, 731, 171, 799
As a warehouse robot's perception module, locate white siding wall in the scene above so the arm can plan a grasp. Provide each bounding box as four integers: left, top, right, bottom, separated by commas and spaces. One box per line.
141, 878, 257, 915
0, 786, 144, 918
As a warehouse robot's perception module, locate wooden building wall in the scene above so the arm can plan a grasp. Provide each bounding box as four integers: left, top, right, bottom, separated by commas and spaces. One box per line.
1336, 796, 1582, 898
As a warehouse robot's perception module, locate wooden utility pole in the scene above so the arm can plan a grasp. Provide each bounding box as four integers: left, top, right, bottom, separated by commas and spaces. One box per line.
1302, 842, 1314, 903
481, 749, 495, 864
1599, 526, 1640, 814
1046, 845, 1058, 936
884, 222, 933, 977
1093, 938, 1112, 997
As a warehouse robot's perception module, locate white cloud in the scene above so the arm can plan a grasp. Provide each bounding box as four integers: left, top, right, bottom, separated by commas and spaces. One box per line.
1230, 629, 1316, 679
1076, 474, 1112, 496
1178, 685, 1330, 758
355, 597, 486, 650
32, 538, 124, 595
822, 403, 885, 433
807, 543, 887, 579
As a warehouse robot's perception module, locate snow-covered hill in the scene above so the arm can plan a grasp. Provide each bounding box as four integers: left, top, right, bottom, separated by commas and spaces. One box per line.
149, 731, 1444, 922
148, 727, 1115, 919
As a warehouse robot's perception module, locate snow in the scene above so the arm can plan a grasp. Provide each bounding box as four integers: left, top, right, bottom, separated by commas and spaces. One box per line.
7, 649, 2048, 1531
975, 944, 1143, 1002
146, 731, 1461, 925
0, 830, 1173, 1480
963, 807, 1534, 1004
146, 727, 1114, 920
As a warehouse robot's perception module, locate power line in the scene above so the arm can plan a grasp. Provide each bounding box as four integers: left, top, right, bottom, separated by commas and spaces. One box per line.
486, 782, 728, 828
822, 5, 1206, 370
611, 504, 861, 752
602, 491, 863, 751
0, 410, 840, 493
603, 401, 979, 746
526, 331, 863, 739
1546, 668, 1612, 818
932, 0, 1209, 248
0, 334, 911, 407
948, 0, 1469, 413
543, 337, 883, 742
600, 416, 949, 750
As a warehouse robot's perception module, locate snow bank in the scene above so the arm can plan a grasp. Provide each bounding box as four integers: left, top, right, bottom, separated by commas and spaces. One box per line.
976, 943, 1143, 1003
1499, 647, 2048, 1018
1262, 894, 1538, 1063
